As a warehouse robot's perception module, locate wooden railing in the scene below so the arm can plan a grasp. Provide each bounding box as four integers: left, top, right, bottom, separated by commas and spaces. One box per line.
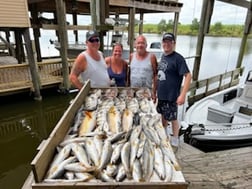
0, 59, 74, 95
0, 58, 244, 104
187, 68, 243, 106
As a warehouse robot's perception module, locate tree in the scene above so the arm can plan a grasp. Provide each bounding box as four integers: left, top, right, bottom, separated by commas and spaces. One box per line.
212, 22, 223, 34
157, 19, 167, 34
190, 18, 199, 32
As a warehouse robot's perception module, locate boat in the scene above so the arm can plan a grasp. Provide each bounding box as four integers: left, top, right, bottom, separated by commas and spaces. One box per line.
51, 34, 163, 60
181, 70, 252, 151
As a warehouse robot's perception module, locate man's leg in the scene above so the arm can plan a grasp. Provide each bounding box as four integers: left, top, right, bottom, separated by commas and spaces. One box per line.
171, 119, 179, 150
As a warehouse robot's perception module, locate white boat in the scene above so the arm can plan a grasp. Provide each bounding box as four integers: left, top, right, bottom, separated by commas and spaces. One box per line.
51, 34, 163, 60
181, 70, 252, 151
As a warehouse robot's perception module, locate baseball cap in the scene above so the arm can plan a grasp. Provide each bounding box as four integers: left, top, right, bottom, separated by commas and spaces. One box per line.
86, 30, 99, 41
162, 33, 175, 41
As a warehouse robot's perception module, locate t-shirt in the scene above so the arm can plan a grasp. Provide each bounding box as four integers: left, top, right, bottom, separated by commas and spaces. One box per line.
157, 51, 190, 101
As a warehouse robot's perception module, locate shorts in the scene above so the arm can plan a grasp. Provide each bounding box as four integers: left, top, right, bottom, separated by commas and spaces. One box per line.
156, 100, 177, 121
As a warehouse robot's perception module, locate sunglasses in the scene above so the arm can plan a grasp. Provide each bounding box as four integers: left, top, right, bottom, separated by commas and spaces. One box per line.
88, 38, 100, 43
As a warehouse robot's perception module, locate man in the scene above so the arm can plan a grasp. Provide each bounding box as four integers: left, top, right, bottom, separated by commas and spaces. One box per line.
157, 32, 192, 150
129, 35, 158, 102
69, 30, 111, 89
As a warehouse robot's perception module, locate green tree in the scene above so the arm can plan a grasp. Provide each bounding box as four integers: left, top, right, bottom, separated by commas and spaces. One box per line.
166, 19, 174, 31
212, 22, 223, 34
157, 19, 167, 34
190, 18, 199, 32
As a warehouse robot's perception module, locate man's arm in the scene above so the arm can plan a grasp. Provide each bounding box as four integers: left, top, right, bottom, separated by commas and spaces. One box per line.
151, 53, 158, 102
177, 72, 192, 105
69, 55, 86, 90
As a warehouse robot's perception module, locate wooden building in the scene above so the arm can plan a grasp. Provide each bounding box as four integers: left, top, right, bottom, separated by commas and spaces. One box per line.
0, 0, 41, 99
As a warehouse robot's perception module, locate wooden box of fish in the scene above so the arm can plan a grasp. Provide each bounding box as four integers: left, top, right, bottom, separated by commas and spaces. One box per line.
30, 81, 188, 188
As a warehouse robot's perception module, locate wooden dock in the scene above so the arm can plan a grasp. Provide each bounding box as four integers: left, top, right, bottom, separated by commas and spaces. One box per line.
22, 140, 252, 189
0, 58, 74, 96
176, 142, 252, 189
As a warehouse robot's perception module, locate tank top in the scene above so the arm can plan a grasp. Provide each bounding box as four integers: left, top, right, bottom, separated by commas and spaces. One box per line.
107, 58, 127, 87
80, 51, 110, 87
130, 52, 153, 88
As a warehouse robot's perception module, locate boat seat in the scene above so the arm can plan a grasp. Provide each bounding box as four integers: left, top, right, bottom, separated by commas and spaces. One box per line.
207, 105, 235, 123
232, 112, 252, 124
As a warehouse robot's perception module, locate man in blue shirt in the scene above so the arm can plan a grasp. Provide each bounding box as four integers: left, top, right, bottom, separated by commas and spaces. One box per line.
157, 33, 192, 151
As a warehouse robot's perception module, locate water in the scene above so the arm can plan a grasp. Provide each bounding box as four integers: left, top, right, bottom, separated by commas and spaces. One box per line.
0, 90, 77, 189
1, 34, 252, 189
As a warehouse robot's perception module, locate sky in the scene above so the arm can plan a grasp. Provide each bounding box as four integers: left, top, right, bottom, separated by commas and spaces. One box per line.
39, 0, 248, 25
142, 0, 248, 25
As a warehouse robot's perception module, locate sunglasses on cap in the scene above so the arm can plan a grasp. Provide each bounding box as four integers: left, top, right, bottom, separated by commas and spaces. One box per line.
88, 37, 100, 43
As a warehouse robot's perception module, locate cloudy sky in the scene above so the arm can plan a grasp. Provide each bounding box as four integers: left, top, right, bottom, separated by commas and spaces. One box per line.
143, 0, 248, 25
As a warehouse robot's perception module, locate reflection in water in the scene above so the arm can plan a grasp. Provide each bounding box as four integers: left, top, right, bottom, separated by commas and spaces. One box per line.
0, 90, 76, 189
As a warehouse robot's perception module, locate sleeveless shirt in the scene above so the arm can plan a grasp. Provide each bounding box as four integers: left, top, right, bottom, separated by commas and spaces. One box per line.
130, 52, 153, 88
80, 51, 110, 87
107, 58, 127, 87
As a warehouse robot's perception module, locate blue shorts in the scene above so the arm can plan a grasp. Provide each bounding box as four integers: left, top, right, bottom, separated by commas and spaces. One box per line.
156, 100, 177, 121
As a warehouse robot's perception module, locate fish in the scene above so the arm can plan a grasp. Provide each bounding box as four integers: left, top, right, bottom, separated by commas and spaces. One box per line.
104, 163, 118, 177
74, 172, 94, 181
64, 172, 74, 180
85, 138, 100, 166
59, 136, 86, 147
142, 139, 154, 182
164, 157, 174, 182
139, 98, 151, 113
70, 143, 93, 168
115, 164, 126, 182
129, 125, 142, 143
99, 170, 115, 182
121, 141, 131, 179
136, 132, 146, 158
46, 156, 76, 179
72, 105, 85, 134
64, 162, 95, 172
107, 106, 121, 134
122, 108, 134, 132
153, 119, 167, 142
143, 124, 161, 146
49, 143, 72, 168
110, 142, 124, 164
79, 111, 97, 136
130, 137, 140, 171
93, 134, 104, 158
160, 140, 181, 171
97, 139, 113, 171
84, 93, 98, 110
154, 145, 166, 180
126, 97, 139, 113
132, 158, 144, 182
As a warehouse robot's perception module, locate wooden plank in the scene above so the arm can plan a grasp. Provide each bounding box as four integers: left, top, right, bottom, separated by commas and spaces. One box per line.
31, 81, 91, 182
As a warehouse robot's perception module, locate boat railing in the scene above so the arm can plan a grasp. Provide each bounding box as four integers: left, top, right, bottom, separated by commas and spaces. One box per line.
187, 67, 243, 106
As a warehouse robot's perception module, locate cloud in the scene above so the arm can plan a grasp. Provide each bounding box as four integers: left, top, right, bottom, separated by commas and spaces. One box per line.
143, 0, 247, 25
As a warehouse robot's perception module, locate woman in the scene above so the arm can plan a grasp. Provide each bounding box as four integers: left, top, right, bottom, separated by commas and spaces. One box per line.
105, 43, 128, 87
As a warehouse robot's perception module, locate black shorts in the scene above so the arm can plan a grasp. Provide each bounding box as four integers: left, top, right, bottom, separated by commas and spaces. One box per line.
156, 100, 177, 121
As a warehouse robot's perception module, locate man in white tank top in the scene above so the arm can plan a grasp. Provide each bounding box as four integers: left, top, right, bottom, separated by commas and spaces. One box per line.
129, 35, 158, 102
69, 30, 111, 89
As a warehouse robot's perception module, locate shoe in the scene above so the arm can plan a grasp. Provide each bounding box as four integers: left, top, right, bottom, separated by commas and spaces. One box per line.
170, 136, 179, 153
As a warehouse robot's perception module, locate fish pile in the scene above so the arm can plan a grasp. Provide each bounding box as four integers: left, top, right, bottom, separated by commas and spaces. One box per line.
44, 88, 181, 184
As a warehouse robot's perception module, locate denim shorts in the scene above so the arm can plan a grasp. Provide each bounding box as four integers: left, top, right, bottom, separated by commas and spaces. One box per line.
156, 100, 177, 121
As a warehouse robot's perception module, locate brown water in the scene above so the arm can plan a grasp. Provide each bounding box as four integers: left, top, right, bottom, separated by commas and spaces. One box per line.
0, 89, 77, 189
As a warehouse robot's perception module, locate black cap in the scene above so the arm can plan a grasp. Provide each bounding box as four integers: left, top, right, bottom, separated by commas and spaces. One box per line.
162, 33, 175, 41
86, 30, 99, 41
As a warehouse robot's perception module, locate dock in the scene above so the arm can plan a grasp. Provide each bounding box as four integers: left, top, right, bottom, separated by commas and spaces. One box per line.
22, 140, 252, 189
176, 142, 252, 189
